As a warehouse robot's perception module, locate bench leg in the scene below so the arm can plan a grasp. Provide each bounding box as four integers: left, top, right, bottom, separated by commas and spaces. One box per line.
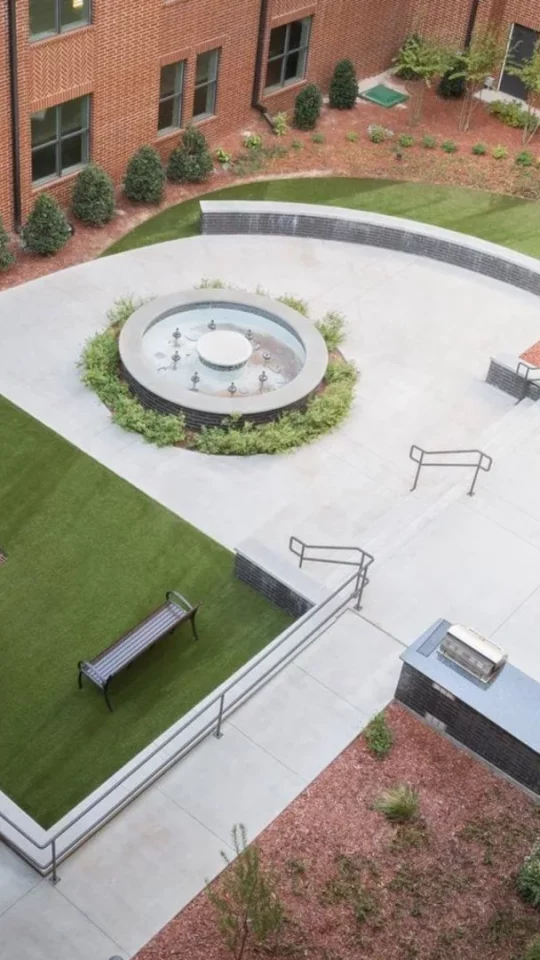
191, 613, 199, 642
77, 663, 84, 689
103, 682, 113, 713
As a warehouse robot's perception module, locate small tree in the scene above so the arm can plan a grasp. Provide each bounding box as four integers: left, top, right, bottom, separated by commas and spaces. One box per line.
505, 39, 540, 143
22, 194, 71, 256
294, 83, 323, 129
167, 125, 213, 184
206, 824, 285, 960
0, 217, 15, 271
329, 59, 358, 109
123, 145, 165, 203
394, 36, 449, 123
71, 163, 116, 225
452, 30, 507, 131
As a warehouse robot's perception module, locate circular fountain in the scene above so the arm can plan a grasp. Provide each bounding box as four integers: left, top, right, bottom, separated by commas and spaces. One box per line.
119, 290, 328, 428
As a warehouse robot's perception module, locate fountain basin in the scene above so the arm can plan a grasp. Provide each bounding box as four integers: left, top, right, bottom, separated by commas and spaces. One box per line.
119, 289, 328, 429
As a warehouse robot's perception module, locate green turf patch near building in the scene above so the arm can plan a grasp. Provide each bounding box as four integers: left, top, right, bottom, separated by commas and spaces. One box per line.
360, 84, 409, 107
0, 396, 291, 827
103, 178, 540, 260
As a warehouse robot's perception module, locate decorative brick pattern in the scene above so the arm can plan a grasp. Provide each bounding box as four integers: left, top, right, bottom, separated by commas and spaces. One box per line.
2, 0, 540, 229
396, 662, 540, 795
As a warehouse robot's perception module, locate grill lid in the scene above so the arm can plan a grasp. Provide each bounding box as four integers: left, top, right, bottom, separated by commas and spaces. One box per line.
439, 624, 507, 683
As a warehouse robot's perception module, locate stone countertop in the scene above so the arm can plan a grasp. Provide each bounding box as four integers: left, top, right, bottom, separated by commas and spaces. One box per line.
401, 619, 540, 754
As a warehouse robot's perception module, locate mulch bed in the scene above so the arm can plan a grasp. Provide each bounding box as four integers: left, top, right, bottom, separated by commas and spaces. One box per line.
3, 84, 538, 294
135, 702, 540, 960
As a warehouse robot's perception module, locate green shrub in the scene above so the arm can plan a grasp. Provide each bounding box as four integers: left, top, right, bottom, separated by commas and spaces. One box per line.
422, 134, 437, 148
71, 163, 115, 225
167, 126, 214, 184
294, 83, 323, 130
398, 133, 414, 148
437, 55, 467, 98
124, 145, 165, 203
517, 842, 540, 908
316, 311, 346, 351
291, 139, 302, 150
0, 216, 15, 271
523, 937, 540, 960
196, 277, 226, 289
368, 125, 387, 144
441, 139, 458, 153
516, 149, 535, 166
244, 133, 263, 150
312, 132, 325, 144
375, 785, 419, 822
394, 33, 423, 81
472, 142, 487, 155
364, 713, 393, 758
489, 99, 530, 129
492, 144, 508, 160
329, 59, 358, 109
272, 112, 288, 136
215, 148, 231, 165
22, 193, 71, 256
278, 294, 309, 315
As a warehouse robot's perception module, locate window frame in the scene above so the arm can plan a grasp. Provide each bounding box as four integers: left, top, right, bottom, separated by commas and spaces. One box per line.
29, 0, 92, 42
264, 17, 311, 92
192, 48, 220, 121
31, 97, 91, 186
158, 61, 186, 135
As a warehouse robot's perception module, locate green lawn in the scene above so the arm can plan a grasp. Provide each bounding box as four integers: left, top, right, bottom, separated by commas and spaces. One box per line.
0, 397, 291, 827
104, 177, 540, 258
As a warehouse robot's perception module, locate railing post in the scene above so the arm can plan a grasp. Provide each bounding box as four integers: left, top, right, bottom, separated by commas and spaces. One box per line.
410, 452, 423, 492
468, 460, 482, 497
214, 693, 225, 739
50, 839, 59, 884
298, 542, 305, 569
354, 563, 368, 611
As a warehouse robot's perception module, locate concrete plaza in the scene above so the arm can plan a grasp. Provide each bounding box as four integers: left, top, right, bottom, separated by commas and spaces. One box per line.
1, 232, 540, 958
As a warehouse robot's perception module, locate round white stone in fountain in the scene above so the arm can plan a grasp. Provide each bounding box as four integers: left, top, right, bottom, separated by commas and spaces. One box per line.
197, 330, 252, 371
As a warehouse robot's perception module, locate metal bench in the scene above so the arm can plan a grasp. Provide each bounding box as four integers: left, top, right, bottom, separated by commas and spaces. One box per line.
78, 590, 200, 712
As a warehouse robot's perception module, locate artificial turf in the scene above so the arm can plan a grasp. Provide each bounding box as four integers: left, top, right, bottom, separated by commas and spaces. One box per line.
104, 177, 540, 259
0, 396, 292, 827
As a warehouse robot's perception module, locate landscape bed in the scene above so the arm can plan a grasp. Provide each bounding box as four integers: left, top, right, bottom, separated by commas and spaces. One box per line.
0, 396, 291, 827
136, 703, 540, 960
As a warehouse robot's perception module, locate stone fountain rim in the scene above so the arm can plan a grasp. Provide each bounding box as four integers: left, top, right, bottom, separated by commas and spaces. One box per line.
118, 289, 328, 417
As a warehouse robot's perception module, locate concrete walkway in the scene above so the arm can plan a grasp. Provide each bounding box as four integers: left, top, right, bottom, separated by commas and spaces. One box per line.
1, 233, 540, 958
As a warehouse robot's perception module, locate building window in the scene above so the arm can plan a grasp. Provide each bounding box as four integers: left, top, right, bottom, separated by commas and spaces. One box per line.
30, 0, 91, 40
158, 62, 185, 133
31, 96, 90, 185
193, 49, 219, 120
265, 18, 311, 91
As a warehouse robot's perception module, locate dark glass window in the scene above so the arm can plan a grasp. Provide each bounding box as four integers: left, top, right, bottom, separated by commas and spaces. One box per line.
265, 18, 311, 91
31, 96, 90, 184
192, 49, 219, 120
30, 0, 90, 39
158, 62, 185, 133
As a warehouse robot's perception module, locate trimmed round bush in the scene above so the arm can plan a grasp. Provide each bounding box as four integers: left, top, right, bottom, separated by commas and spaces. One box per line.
438, 56, 466, 99
124, 145, 165, 204
329, 59, 358, 109
517, 843, 540, 908
71, 163, 115, 225
294, 83, 323, 130
167, 126, 213, 184
0, 216, 15, 271
22, 193, 71, 256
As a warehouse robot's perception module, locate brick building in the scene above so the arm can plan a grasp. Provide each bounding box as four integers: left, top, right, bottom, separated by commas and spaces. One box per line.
1, 0, 539, 231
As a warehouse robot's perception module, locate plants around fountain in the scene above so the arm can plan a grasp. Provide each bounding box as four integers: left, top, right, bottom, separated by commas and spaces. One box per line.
81, 290, 357, 455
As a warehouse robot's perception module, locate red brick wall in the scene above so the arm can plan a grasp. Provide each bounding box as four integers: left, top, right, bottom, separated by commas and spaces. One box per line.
1, 0, 540, 231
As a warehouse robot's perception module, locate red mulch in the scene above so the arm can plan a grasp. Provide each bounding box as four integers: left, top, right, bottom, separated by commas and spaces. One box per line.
522, 341, 540, 365
3, 85, 538, 294
135, 703, 540, 960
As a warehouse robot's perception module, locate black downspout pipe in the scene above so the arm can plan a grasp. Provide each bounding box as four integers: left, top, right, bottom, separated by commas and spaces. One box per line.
251, 0, 275, 130
465, 0, 481, 48
7, 0, 22, 231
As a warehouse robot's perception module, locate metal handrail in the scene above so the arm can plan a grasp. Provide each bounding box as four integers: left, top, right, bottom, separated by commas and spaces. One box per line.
516, 360, 540, 402
409, 445, 493, 497
0, 563, 361, 883
289, 536, 374, 611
